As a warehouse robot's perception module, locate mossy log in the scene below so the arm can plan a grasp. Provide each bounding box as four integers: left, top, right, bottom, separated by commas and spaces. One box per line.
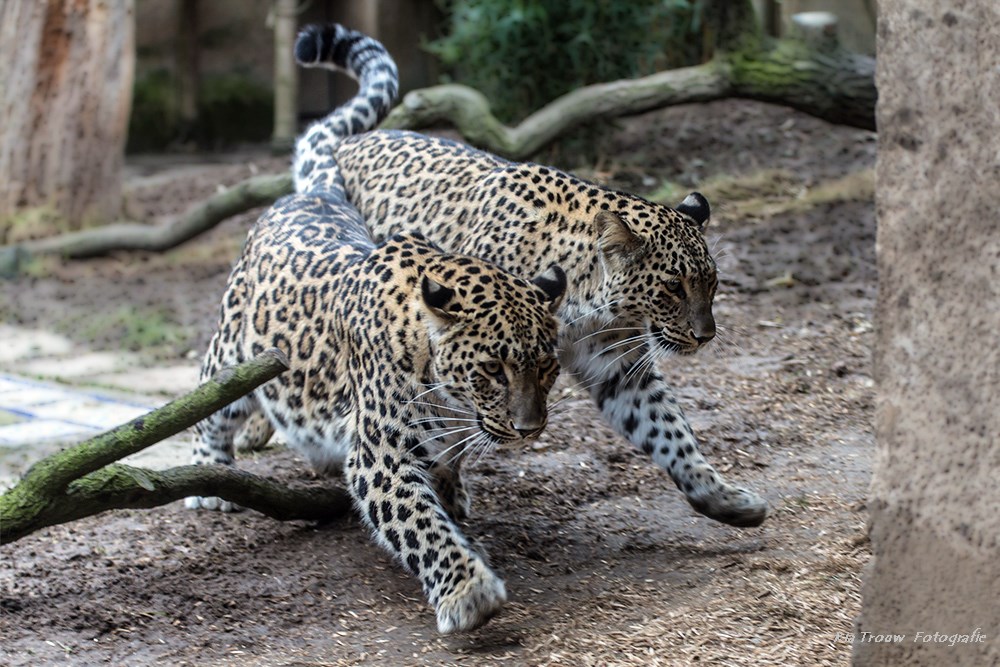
0, 348, 351, 545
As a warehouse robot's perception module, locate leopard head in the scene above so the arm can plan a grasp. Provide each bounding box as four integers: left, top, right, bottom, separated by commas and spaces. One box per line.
594, 192, 717, 356
421, 261, 565, 444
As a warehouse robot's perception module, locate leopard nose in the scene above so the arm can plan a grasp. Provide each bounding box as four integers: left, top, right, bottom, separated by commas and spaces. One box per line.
512, 420, 546, 438
690, 319, 716, 344
694, 330, 715, 344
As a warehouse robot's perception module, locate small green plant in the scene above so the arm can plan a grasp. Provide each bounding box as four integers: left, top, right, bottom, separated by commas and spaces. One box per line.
0, 205, 67, 244
77, 306, 189, 353
428, 0, 706, 122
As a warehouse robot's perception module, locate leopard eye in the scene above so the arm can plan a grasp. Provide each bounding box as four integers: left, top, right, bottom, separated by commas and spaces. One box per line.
482, 360, 506, 382
537, 356, 557, 373
665, 280, 685, 298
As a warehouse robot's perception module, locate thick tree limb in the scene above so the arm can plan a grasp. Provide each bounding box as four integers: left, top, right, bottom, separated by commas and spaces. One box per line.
381, 64, 730, 159
724, 13, 876, 132
0, 349, 352, 545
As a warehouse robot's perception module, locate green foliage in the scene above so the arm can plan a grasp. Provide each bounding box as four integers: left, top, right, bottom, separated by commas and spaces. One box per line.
128, 69, 178, 153
128, 70, 272, 152
195, 72, 273, 149
428, 0, 706, 122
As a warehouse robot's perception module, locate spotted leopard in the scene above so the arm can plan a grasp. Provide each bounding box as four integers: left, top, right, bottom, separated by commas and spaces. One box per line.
185, 180, 567, 633
291, 23, 767, 527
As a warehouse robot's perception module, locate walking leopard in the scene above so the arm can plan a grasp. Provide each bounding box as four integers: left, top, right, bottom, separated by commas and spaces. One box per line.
185, 181, 566, 633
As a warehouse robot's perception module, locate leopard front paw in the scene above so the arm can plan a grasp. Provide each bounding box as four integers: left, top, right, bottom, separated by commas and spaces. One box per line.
686, 480, 768, 528
434, 563, 506, 634
184, 495, 243, 513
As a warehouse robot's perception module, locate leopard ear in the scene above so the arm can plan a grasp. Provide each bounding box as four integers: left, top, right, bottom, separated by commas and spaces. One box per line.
676, 192, 710, 231
531, 264, 567, 313
594, 210, 641, 259
421, 275, 460, 322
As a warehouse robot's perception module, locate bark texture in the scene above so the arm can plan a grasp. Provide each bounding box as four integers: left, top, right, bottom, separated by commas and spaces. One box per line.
0, 0, 135, 228
0, 349, 351, 545
271, 0, 299, 152
856, 1, 1000, 665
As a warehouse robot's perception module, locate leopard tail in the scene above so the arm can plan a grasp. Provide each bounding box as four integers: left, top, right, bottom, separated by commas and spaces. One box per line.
293, 24, 399, 193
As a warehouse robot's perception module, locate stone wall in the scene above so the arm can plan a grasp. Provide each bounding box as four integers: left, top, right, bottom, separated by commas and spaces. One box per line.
856, 1, 1000, 665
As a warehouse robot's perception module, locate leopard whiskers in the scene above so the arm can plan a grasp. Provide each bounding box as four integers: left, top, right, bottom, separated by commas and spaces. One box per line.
709, 232, 728, 256
595, 332, 650, 355
408, 416, 479, 427
415, 425, 478, 451
468, 432, 496, 469
574, 325, 643, 345
405, 383, 449, 406
565, 298, 624, 326
717, 322, 756, 347
709, 326, 745, 361
545, 393, 577, 412
546, 405, 574, 421
621, 340, 658, 386
407, 400, 476, 416
434, 429, 487, 465
592, 339, 648, 380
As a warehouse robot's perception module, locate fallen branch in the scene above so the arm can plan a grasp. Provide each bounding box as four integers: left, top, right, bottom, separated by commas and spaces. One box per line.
381, 65, 729, 159
0, 348, 351, 544
0, 173, 292, 273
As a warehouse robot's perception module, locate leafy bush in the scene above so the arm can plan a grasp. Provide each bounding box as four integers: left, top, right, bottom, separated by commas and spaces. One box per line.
128, 69, 179, 153
428, 0, 706, 122
195, 72, 273, 149
128, 70, 272, 152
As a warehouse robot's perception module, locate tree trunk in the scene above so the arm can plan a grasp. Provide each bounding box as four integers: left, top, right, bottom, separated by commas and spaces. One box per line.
271, 0, 299, 153
0, 0, 135, 230
175, 0, 200, 144
857, 1, 1000, 664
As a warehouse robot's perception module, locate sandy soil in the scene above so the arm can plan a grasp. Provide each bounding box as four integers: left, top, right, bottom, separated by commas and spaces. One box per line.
0, 99, 875, 666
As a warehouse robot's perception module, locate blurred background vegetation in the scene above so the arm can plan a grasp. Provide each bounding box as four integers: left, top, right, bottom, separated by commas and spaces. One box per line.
426, 0, 707, 123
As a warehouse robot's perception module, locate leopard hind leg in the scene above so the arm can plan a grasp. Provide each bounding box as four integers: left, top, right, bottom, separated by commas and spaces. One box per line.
184, 394, 260, 512
235, 410, 276, 453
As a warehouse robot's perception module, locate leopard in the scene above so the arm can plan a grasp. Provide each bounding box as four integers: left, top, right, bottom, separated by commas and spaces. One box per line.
290, 23, 768, 528
184, 179, 567, 634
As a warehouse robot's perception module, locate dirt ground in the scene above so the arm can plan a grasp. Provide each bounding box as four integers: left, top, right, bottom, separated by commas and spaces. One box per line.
0, 99, 876, 666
